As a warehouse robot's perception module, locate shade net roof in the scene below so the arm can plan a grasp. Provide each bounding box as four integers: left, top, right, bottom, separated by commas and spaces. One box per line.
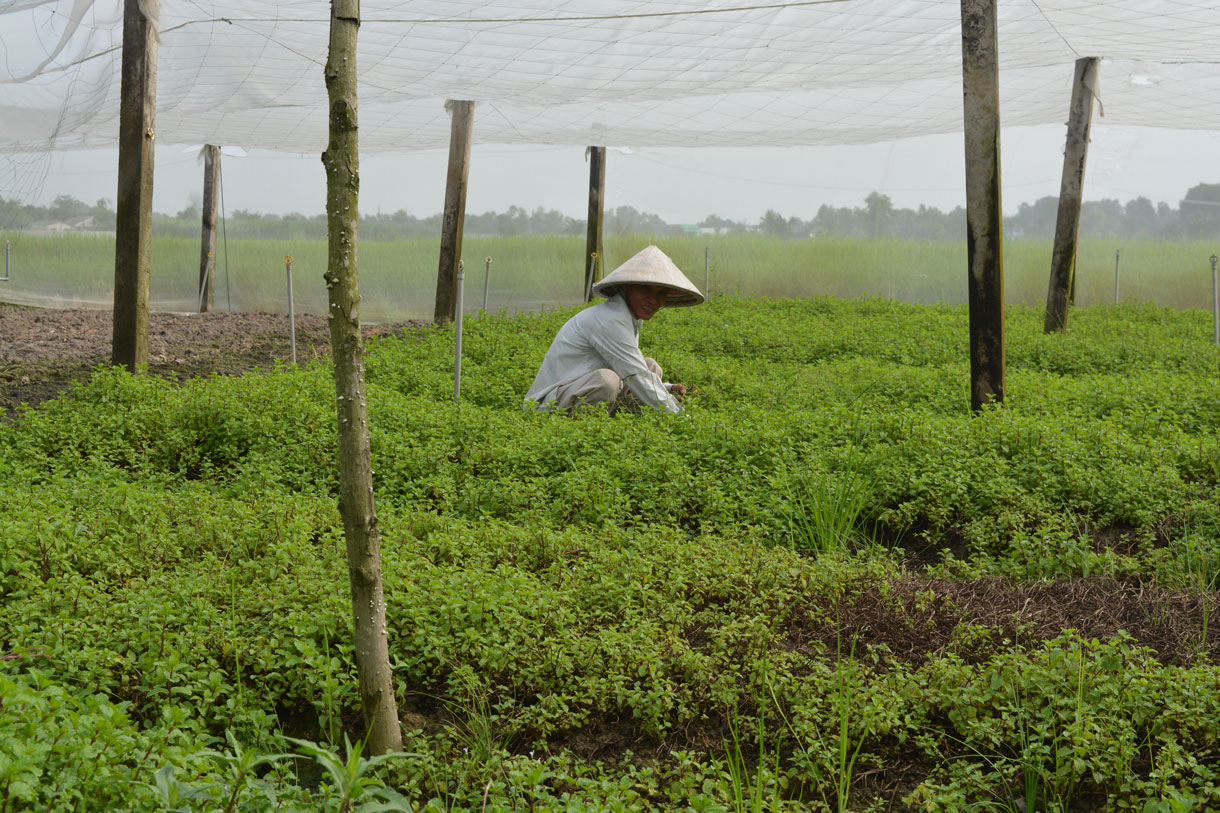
2, 0, 1220, 155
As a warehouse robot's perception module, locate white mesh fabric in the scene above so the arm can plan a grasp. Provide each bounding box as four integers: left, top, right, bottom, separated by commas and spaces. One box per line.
2, 0, 1220, 154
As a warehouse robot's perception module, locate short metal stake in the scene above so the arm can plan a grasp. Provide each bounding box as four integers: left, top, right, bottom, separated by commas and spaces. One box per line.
198, 251, 214, 313
285, 255, 296, 364
482, 256, 492, 311
1211, 254, 1218, 345
454, 259, 465, 401
584, 252, 598, 302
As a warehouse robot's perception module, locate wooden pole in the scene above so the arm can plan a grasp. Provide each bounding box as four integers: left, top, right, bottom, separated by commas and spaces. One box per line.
585, 146, 606, 301
960, 0, 1005, 410
111, 0, 159, 372
198, 145, 220, 313
322, 0, 403, 756
434, 100, 474, 324
1044, 57, 1098, 333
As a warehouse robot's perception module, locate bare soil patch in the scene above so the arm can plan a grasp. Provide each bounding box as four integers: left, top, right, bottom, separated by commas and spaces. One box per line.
0, 303, 426, 418
787, 575, 1220, 668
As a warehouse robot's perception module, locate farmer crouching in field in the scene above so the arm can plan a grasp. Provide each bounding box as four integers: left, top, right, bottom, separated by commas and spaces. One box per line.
524, 245, 705, 414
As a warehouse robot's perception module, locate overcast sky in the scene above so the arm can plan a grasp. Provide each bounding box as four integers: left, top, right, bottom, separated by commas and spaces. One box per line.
12, 123, 1219, 225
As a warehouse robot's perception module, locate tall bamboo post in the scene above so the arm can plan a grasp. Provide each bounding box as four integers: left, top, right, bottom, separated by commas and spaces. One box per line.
111, 0, 159, 371
585, 146, 606, 301
198, 145, 220, 313
960, 0, 1005, 410
434, 100, 474, 324
322, 0, 403, 756
1044, 57, 1099, 333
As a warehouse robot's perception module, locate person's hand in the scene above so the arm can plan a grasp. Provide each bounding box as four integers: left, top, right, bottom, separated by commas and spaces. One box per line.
669, 383, 694, 402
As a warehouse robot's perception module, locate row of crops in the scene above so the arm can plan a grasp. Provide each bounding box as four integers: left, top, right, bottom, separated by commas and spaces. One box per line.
2, 296, 1219, 810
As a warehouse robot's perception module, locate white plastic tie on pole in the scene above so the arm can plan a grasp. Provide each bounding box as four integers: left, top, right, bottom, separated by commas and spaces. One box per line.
1083, 58, 1104, 117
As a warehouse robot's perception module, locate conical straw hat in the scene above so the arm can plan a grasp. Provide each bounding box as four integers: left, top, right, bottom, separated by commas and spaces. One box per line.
591, 245, 705, 307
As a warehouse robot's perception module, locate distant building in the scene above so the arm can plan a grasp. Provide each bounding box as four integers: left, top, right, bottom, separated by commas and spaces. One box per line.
30, 220, 73, 234
28, 215, 96, 235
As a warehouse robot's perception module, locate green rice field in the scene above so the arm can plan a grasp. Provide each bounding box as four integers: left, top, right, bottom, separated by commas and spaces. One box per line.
2, 232, 1217, 319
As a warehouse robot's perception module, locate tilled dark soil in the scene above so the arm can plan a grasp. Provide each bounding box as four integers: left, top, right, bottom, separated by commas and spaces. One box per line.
791, 574, 1220, 668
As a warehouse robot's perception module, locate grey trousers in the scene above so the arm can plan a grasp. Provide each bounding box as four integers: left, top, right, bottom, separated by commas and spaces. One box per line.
549, 357, 663, 410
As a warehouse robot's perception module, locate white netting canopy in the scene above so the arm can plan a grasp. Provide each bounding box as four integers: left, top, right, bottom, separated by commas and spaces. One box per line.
2, 0, 1220, 155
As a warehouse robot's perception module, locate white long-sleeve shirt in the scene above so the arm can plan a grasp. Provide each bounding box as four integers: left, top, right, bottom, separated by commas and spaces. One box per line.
525, 295, 681, 413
